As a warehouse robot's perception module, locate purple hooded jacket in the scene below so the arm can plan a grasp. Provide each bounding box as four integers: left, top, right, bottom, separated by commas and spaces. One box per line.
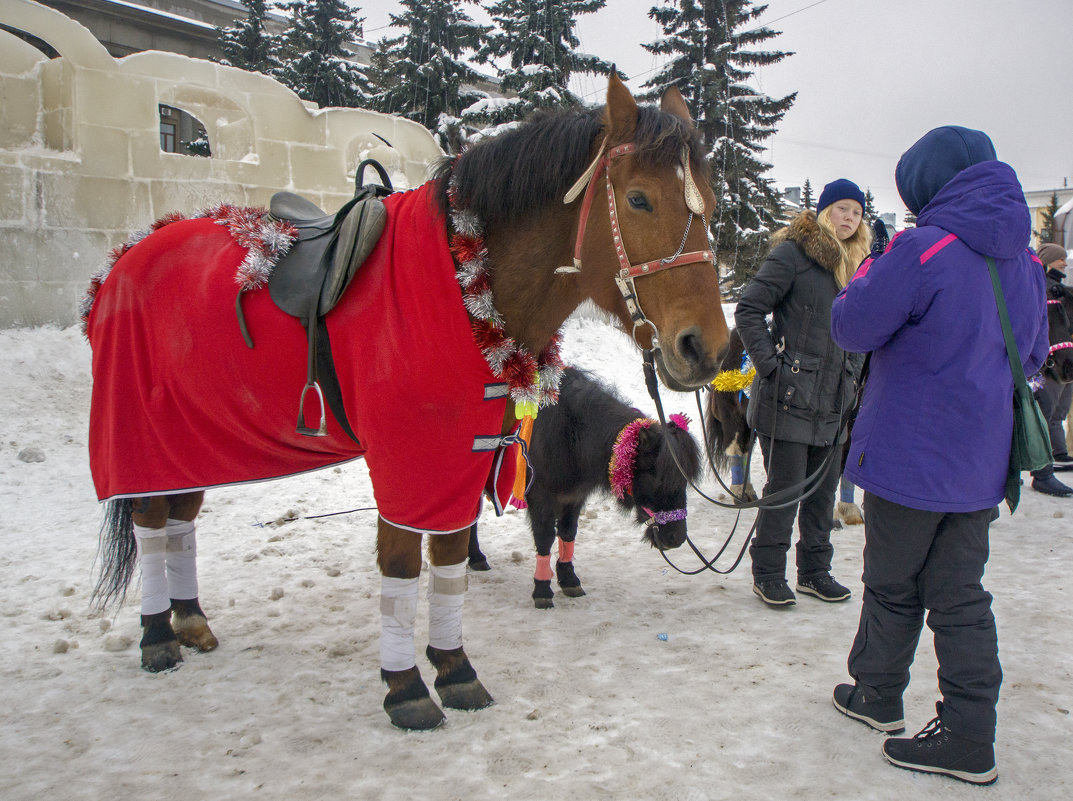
832, 160, 1048, 512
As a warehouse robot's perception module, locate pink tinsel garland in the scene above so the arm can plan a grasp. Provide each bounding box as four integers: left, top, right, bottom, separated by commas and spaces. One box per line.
608, 413, 689, 499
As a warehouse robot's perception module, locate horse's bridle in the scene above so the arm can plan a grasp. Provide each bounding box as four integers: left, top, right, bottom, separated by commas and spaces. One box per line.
561, 140, 714, 348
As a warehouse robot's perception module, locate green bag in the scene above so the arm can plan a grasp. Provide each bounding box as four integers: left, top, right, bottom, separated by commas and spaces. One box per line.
987, 256, 1052, 512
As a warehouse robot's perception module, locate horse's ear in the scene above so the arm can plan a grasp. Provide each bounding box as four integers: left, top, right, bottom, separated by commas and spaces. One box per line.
660, 84, 694, 127
603, 69, 638, 142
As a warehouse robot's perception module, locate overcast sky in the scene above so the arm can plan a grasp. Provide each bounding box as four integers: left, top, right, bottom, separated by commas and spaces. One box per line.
362, 0, 1072, 218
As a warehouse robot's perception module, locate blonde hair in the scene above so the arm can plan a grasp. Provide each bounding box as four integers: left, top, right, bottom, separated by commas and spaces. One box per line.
817, 206, 873, 288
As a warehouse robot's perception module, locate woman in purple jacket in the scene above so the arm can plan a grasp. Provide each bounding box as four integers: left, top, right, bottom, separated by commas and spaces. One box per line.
828, 126, 1048, 785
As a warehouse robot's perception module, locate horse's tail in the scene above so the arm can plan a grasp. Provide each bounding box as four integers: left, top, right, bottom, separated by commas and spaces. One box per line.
91, 498, 137, 610
703, 390, 731, 473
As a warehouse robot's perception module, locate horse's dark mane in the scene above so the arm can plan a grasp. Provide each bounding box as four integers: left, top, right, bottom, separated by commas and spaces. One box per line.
433, 104, 707, 228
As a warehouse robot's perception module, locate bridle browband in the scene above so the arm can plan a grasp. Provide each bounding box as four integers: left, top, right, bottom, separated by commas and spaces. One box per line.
561, 139, 714, 347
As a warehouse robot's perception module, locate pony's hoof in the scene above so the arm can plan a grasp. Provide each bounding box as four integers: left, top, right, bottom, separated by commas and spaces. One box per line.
837, 501, 864, 525
141, 641, 183, 672
468, 559, 491, 572
532, 578, 554, 608
386, 698, 446, 730
560, 586, 586, 598
173, 615, 219, 652
436, 678, 494, 712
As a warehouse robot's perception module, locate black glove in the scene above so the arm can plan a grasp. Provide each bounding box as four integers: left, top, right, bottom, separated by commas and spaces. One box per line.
871, 218, 890, 255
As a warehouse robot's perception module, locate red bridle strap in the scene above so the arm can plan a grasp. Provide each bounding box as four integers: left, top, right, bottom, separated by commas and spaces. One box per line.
571, 142, 636, 269
623, 250, 715, 278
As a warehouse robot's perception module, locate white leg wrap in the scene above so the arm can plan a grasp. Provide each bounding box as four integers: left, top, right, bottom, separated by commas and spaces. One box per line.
427, 561, 467, 652
380, 576, 419, 672
164, 518, 198, 601
134, 523, 170, 616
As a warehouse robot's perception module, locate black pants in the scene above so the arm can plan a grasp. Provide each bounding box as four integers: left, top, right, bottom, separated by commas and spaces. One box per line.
750, 437, 841, 582
848, 492, 1001, 743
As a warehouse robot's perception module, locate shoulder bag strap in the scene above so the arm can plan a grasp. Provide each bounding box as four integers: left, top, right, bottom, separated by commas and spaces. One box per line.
985, 256, 1030, 389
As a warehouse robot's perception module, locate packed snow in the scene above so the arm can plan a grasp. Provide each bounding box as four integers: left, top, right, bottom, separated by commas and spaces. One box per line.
1, 308, 1069, 800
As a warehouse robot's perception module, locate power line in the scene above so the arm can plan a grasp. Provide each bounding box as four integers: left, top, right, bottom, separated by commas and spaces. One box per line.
580, 0, 835, 99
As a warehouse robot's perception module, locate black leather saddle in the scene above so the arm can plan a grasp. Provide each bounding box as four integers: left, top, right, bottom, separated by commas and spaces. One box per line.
236, 159, 393, 440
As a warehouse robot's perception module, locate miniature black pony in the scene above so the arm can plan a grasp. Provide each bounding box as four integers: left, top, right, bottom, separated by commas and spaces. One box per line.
469, 367, 701, 608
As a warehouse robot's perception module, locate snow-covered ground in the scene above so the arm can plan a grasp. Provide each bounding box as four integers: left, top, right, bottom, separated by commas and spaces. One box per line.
1, 311, 1070, 800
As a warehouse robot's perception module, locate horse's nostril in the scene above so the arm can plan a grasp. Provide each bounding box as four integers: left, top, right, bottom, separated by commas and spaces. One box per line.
676, 328, 706, 367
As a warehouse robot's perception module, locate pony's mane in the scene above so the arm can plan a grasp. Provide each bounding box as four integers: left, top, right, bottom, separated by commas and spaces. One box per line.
433, 104, 707, 228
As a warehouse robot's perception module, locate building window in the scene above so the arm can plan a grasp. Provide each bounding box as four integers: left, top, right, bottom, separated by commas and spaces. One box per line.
160, 122, 176, 153
158, 104, 211, 157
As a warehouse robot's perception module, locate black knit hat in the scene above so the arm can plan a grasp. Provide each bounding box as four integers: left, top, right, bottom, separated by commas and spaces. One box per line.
817, 179, 866, 215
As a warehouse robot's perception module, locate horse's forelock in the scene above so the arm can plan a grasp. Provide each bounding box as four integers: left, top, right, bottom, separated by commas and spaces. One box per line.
631, 106, 707, 178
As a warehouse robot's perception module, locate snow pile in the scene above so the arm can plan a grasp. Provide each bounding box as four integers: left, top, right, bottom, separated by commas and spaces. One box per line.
0, 312, 1069, 800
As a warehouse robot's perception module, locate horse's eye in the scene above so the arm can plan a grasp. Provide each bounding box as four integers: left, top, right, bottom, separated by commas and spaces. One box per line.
627, 193, 652, 212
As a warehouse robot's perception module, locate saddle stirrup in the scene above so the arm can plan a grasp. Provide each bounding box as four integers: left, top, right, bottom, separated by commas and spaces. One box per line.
296, 312, 328, 437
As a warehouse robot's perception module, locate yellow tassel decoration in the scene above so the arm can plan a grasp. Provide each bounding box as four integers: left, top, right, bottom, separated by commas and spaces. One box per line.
711, 367, 756, 393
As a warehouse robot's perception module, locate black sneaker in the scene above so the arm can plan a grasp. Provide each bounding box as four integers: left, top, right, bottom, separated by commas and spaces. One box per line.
1031, 475, 1073, 497
753, 579, 796, 606
832, 683, 905, 733
1052, 453, 1073, 470
881, 703, 997, 785
797, 573, 851, 602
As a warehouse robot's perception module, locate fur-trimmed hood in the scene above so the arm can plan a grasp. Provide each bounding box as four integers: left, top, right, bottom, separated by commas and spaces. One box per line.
770, 210, 841, 274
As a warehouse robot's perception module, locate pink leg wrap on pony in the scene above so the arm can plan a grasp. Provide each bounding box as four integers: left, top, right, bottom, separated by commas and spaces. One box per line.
535, 554, 554, 581
558, 539, 575, 563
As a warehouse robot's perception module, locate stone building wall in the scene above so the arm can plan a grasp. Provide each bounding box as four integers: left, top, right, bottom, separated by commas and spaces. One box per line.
0, 0, 442, 327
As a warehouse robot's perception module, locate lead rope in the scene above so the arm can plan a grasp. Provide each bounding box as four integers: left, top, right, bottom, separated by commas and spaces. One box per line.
641, 348, 858, 574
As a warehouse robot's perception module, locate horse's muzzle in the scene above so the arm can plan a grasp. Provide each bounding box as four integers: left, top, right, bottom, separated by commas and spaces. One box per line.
654, 341, 720, 391
644, 518, 688, 550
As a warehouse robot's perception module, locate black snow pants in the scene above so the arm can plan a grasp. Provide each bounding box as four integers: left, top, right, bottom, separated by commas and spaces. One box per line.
848, 491, 1001, 743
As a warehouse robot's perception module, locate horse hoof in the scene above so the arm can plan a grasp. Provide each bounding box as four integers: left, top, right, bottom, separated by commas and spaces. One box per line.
436, 679, 495, 712
560, 586, 586, 598
468, 559, 491, 572
385, 698, 446, 730
533, 597, 554, 609
173, 616, 219, 652
837, 501, 864, 526
141, 641, 183, 672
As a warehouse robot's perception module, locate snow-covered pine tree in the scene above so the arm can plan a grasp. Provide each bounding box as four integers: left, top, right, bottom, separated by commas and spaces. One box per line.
864, 188, 877, 221
217, 0, 278, 74
801, 177, 813, 210
275, 0, 371, 109
369, 0, 489, 153
1036, 191, 1061, 244
643, 0, 795, 294
463, 0, 615, 133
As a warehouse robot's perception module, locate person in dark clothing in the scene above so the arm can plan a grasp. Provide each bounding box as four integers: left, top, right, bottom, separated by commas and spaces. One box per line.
735, 179, 870, 607
830, 126, 1048, 785
1030, 242, 1073, 496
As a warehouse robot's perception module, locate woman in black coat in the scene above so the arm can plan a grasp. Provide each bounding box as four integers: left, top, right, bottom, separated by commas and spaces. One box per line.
735, 179, 871, 607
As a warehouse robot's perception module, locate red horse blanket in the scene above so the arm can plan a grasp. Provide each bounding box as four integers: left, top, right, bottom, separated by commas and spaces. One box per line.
86, 184, 519, 534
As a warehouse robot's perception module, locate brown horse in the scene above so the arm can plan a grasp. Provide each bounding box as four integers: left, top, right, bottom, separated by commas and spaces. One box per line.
85, 74, 729, 730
